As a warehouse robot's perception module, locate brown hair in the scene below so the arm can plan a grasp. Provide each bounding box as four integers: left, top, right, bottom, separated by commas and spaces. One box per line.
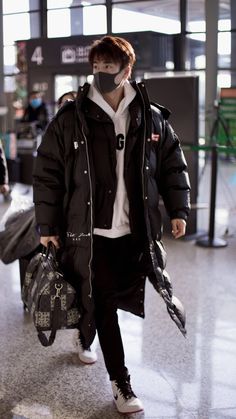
57, 91, 77, 106
88, 36, 136, 70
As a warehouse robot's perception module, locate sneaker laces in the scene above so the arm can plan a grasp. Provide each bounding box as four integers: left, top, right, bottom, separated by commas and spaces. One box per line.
115, 375, 136, 400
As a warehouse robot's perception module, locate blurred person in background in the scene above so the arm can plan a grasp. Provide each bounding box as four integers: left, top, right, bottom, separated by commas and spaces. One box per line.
57, 91, 77, 109
21, 90, 48, 131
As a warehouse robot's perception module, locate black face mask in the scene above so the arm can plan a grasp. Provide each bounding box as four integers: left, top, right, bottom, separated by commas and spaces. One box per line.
93, 70, 123, 93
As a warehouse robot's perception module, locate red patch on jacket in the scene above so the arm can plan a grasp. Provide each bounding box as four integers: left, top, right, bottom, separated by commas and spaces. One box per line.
151, 133, 160, 142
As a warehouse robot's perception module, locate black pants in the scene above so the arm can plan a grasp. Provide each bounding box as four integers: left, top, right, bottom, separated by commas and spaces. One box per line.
92, 234, 144, 381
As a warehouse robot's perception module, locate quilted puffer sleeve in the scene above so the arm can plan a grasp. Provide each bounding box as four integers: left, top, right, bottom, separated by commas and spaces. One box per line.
33, 118, 66, 236
157, 119, 191, 220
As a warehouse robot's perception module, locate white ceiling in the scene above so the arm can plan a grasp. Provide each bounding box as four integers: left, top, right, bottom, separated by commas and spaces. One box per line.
115, 0, 231, 22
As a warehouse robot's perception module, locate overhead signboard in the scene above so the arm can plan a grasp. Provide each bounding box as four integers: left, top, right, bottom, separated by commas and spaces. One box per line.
16, 32, 173, 74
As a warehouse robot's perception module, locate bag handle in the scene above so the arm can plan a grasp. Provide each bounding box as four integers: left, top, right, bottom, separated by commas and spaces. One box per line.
43, 241, 58, 260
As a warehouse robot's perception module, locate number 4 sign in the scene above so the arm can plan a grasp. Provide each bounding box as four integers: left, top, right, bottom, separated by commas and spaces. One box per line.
31, 46, 44, 65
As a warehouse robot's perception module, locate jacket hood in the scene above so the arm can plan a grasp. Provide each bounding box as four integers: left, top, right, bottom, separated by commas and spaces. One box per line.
87, 80, 136, 119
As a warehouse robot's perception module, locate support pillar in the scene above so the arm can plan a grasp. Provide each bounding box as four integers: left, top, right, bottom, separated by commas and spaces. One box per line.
106, 0, 112, 35
231, 0, 236, 86
0, 0, 7, 134
205, 0, 219, 141
0, 0, 4, 107
173, 0, 187, 71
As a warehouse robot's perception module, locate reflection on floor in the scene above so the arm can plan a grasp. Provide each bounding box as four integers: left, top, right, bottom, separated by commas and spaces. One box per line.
0, 158, 236, 419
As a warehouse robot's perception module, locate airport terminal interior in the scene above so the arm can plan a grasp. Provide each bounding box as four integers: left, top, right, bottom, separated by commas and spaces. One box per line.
1, 1, 236, 418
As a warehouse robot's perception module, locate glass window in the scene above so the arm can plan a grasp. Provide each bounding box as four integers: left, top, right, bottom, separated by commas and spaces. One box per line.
218, 32, 231, 56
219, 0, 231, 22
187, 0, 205, 32
3, 14, 31, 44
3, 0, 39, 12
112, 0, 178, 20
48, 9, 71, 37
4, 76, 16, 93
218, 71, 231, 88
4, 46, 16, 67
83, 5, 106, 35
4, 46, 16, 74
46, 5, 107, 37
55, 75, 78, 103
218, 32, 231, 68
218, 19, 231, 31
3, 0, 30, 14
47, 0, 74, 8
188, 20, 206, 33
47, 0, 104, 9
186, 34, 205, 70
112, 0, 180, 34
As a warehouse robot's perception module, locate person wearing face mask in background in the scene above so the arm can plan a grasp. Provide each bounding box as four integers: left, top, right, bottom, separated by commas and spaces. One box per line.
21, 90, 48, 131
33, 36, 190, 414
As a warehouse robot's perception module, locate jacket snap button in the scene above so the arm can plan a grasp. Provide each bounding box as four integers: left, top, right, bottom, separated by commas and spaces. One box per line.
84, 170, 87, 174
87, 201, 90, 205
140, 288, 143, 292
147, 138, 151, 142
146, 166, 149, 170
81, 140, 84, 144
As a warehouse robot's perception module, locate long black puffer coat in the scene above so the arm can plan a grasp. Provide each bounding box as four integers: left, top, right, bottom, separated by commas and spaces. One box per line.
33, 81, 191, 347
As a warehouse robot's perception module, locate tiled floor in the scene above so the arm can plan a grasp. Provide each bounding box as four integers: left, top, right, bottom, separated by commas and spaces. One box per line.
0, 158, 236, 419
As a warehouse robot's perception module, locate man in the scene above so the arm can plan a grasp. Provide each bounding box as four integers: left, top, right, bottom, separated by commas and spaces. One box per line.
22, 90, 48, 131
33, 36, 190, 414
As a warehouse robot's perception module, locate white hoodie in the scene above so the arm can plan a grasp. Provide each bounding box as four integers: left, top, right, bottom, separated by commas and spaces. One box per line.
87, 80, 137, 238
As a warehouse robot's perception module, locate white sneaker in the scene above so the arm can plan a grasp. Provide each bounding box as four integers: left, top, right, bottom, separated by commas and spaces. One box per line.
73, 330, 97, 364
111, 374, 144, 414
